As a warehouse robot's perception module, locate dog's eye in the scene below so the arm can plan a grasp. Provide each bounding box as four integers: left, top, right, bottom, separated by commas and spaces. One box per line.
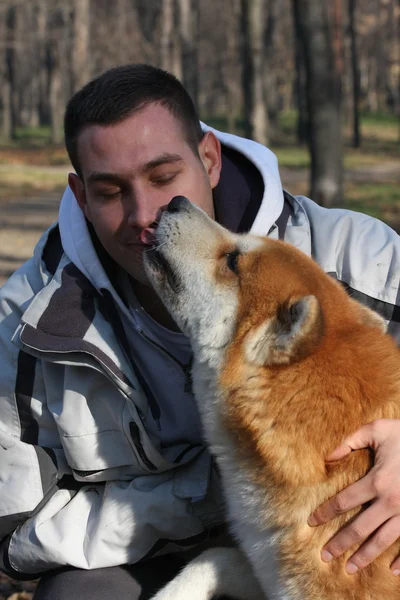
226, 250, 240, 274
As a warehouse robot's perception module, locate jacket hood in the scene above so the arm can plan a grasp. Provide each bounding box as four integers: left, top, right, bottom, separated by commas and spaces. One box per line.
59, 125, 284, 297
201, 123, 284, 234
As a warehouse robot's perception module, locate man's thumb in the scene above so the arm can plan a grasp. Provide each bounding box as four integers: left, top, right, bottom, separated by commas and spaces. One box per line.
326, 424, 374, 462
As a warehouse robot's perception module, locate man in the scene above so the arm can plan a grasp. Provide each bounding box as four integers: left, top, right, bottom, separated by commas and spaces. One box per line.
1, 64, 400, 600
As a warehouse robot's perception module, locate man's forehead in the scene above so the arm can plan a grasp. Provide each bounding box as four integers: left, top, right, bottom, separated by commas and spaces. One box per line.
79, 103, 186, 145
76, 106, 191, 178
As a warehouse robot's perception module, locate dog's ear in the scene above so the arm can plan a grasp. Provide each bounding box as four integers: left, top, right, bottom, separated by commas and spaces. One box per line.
245, 295, 323, 366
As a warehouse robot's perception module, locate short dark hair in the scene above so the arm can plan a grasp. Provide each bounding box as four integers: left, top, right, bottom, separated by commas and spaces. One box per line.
64, 64, 203, 177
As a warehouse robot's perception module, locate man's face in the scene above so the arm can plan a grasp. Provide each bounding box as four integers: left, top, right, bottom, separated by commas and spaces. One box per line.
69, 102, 221, 285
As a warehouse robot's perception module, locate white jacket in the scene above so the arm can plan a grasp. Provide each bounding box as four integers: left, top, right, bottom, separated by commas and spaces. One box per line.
0, 126, 399, 578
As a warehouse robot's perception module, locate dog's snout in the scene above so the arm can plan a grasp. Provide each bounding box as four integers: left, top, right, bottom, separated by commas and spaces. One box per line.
167, 196, 190, 213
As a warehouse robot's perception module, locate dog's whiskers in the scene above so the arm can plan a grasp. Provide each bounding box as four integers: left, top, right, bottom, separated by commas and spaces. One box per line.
143, 241, 168, 253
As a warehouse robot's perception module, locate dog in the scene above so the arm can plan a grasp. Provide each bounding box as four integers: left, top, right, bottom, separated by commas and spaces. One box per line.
144, 196, 400, 600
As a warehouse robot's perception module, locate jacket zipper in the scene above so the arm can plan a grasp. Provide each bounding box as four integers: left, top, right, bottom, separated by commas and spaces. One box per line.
99, 290, 163, 430
129, 422, 157, 471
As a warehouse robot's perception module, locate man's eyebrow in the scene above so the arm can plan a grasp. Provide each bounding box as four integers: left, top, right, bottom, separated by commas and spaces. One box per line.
143, 153, 183, 171
86, 154, 184, 185
86, 172, 122, 185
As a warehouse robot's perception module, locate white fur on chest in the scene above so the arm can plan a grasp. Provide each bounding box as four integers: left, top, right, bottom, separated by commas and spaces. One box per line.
193, 360, 294, 600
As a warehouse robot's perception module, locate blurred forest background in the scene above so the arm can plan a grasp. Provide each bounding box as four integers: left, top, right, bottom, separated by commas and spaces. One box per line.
0, 0, 399, 204
0, 0, 399, 287
0, 0, 399, 596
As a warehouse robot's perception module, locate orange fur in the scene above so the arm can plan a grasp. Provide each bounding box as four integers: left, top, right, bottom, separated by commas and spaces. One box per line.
219, 238, 400, 599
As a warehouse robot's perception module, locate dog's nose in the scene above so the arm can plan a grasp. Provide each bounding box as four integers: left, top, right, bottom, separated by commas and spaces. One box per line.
167, 196, 190, 213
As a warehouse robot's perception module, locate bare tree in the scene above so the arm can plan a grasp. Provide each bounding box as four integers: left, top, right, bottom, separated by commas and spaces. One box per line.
293, 0, 343, 207
349, 0, 361, 147
160, 0, 174, 72
263, 0, 281, 138
241, 0, 269, 145
160, 0, 182, 77
2, 2, 18, 140
224, 0, 241, 133
71, 0, 90, 92
0, 2, 9, 139
292, 0, 308, 144
47, 3, 68, 144
26, 0, 49, 128
178, 0, 199, 106
389, 0, 400, 141
332, 0, 344, 81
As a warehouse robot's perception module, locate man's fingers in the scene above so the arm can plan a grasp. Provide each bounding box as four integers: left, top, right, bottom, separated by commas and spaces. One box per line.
345, 514, 400, 574
310, 420, 400, 572
390, 552, 400, 575
326, 443, 355, 462
326, 422, 378, 462
319, 502, 388, 566
309, 475, 374, 526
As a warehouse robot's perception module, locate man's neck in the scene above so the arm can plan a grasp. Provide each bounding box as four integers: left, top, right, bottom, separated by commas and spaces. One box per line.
131, 278, 181, 332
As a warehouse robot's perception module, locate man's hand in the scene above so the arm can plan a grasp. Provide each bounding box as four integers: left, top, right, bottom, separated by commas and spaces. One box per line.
308, 419, 400, 575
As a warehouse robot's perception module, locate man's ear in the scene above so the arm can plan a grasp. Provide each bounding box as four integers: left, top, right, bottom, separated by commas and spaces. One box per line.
245, 295, 324, 366
198, 131, 222, 189
68, 173, 90, 220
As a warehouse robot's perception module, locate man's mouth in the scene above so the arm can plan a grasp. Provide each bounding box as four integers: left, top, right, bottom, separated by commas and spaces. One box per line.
146, 246, 181, 292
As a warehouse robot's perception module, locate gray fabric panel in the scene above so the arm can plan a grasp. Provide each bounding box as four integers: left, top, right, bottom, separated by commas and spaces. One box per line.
327, 272, 400, 322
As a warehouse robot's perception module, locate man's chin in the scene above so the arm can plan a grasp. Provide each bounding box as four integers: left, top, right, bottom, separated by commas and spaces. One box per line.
118, 255, 152, 288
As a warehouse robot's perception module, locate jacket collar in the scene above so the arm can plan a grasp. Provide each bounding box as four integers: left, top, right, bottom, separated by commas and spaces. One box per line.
17, 257, 140, 397
201, 122, 284, 235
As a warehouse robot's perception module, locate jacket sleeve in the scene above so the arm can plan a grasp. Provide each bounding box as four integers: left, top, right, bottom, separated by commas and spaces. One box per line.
4, 473, 214, 577
0, 261, 214, 579
0, 257, 64, 577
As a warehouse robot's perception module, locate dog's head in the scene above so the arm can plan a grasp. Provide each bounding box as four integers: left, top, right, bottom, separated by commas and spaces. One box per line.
144, 197, 385, 367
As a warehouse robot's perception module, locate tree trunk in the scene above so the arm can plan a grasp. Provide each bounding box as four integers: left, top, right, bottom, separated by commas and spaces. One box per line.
1, 80, 12, 141
332, 0, 344, 82
47, 5, 67, 145
0, 2, 8, 139
28, 0, 48, 128
241, 0, 269, 145
375, 0, 388, 113
3, 3, 17, 140
225, 0, 240, 133
178, 0, 199, 107
390, 0, 400, 142
72, 0, 90, 92
263, 0, 280, 139
367, 58, 379, 112
294, 0, 343, 207
349, 0, 361, 148
49, 62, 63, 144
160, 0, 175, 72
292, 0, 308, 145
38, 0, 50, 126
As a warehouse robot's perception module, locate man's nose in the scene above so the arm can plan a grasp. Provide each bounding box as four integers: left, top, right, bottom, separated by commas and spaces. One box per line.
126, 195, 157, 231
